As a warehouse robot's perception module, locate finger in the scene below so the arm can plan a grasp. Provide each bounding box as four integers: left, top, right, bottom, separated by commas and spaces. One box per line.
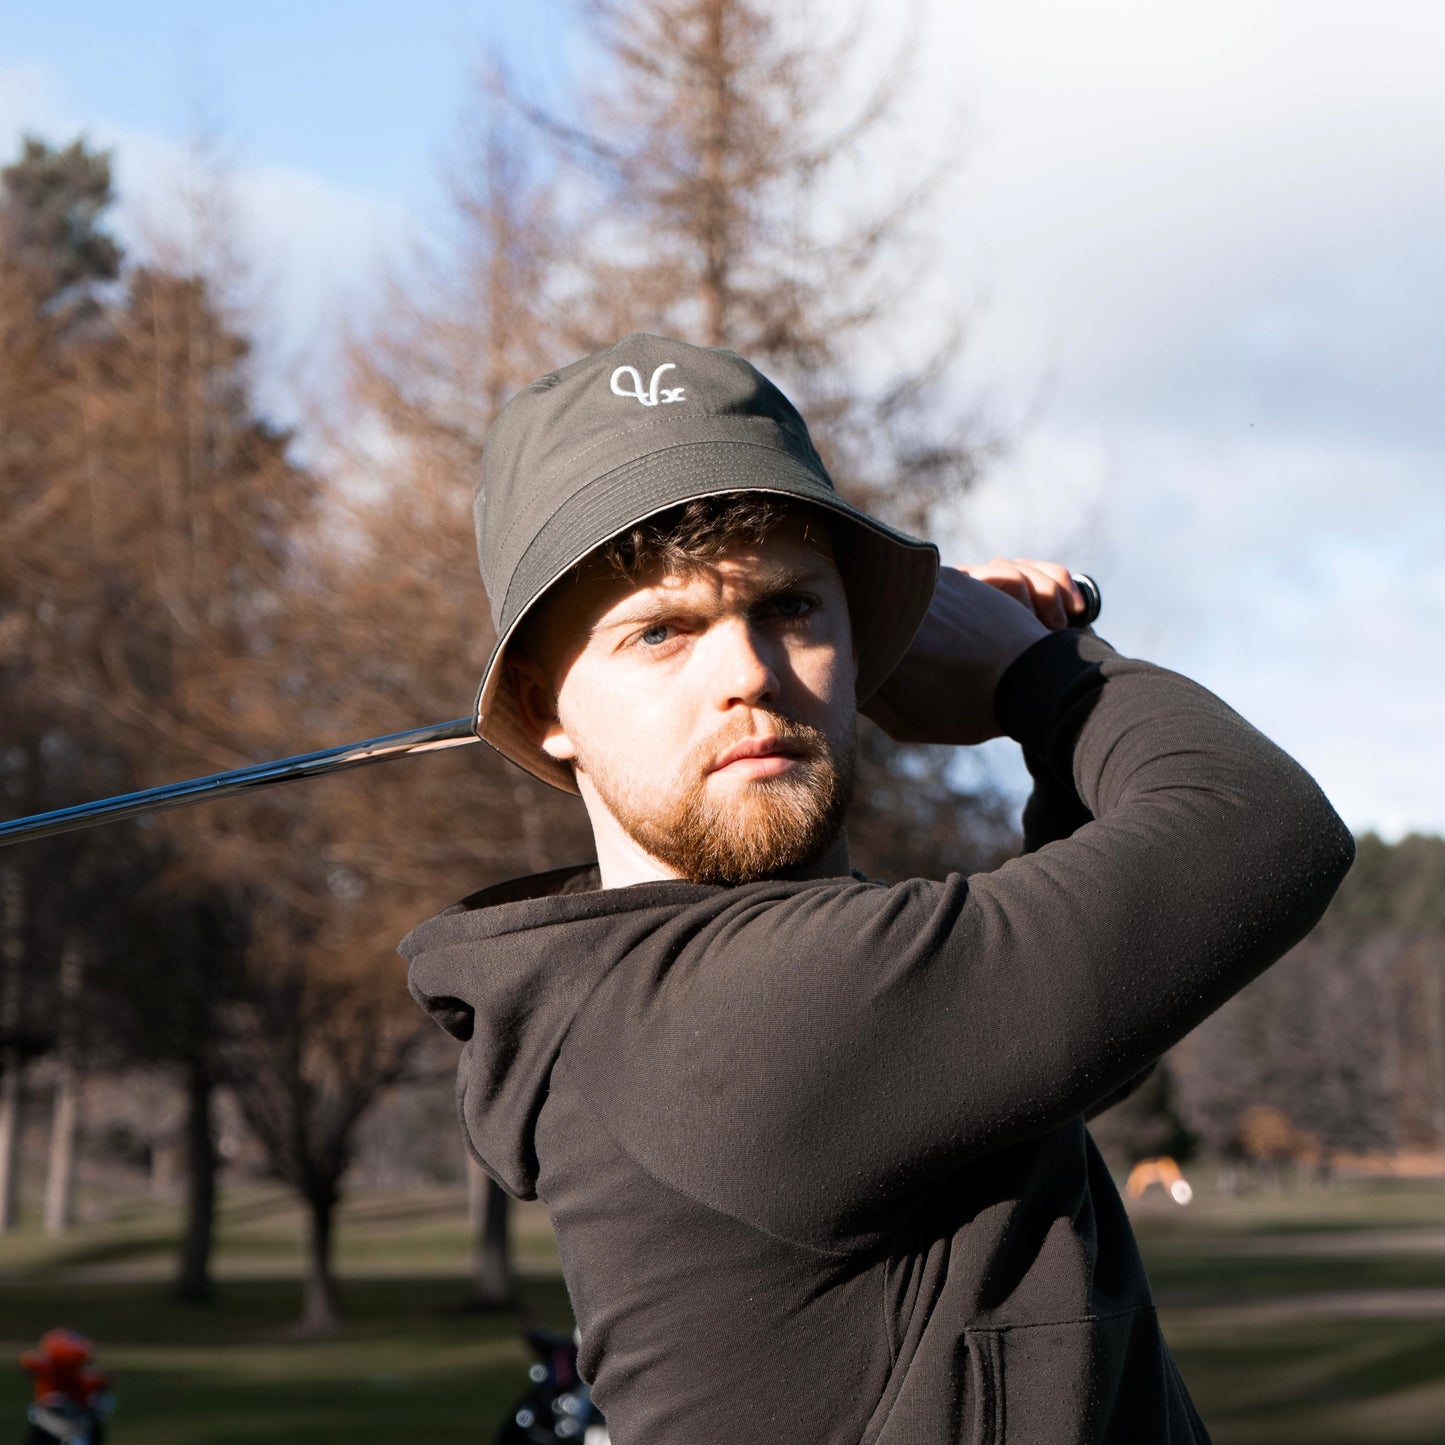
1017, 558, 1086, 618
958, 559, 1033, 610
1013, 559, 1072, 630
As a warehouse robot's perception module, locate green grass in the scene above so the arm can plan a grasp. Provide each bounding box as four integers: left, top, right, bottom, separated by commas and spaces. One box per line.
1166, 1316, 1445, 1444
1, 1274, 577, 1444
1, 1181, 571, 1443
3, 1175, 1445, 1441
1130, 1178, 1445, 1443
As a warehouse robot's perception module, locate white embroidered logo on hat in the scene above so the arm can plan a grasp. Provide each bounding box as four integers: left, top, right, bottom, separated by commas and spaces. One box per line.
610, 363, 686, 406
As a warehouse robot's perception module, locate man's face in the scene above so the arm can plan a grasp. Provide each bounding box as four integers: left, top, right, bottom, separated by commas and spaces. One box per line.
513, 513, 859, 885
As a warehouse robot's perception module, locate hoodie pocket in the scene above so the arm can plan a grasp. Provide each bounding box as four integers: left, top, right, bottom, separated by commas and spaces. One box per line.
965, 1328, 1006, 1445
962, 1309, 1208, 1445
866, 1308, 1207, 1445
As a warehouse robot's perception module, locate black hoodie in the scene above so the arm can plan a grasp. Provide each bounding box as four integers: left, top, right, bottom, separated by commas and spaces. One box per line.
400, 631, 1354, 1444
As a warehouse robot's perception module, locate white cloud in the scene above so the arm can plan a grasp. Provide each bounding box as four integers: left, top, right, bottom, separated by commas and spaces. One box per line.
109, 141, 413, 428
877, 1, 1445, 839
958, 417, 1444, 837
922, 0, 1445, 413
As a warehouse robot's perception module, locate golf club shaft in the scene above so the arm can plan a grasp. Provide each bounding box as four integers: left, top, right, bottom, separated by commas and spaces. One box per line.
0, 718, 479, 849
0, 573, 1101, 850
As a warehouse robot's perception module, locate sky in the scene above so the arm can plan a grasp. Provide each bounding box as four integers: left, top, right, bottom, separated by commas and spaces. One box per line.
2, 0, 1441, 840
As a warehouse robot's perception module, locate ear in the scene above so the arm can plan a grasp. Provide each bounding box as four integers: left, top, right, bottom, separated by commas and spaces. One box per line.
507, 653, 578, 762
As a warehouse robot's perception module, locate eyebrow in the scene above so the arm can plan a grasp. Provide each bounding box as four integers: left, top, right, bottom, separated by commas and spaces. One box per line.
590, 565, 831, 635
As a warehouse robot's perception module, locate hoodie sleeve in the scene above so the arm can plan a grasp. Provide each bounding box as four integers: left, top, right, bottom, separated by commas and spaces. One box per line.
565, 631, 1356, 1250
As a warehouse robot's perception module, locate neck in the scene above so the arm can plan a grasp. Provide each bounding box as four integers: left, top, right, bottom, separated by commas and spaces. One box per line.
591, 815, 685, 889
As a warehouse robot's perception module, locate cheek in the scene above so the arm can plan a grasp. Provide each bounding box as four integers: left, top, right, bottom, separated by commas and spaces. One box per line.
557, 666, 689, 774
797, 626, 858, 708
789, 633, 858, 748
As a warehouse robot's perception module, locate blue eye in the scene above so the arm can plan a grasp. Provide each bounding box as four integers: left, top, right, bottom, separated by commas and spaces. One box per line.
639, 624, 671, 646
772, 593, 815, 619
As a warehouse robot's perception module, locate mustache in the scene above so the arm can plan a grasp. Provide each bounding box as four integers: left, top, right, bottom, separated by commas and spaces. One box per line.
693, 714, 831, 774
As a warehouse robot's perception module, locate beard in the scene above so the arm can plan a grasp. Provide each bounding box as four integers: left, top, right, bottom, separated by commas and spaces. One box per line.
572, 711, 857, 886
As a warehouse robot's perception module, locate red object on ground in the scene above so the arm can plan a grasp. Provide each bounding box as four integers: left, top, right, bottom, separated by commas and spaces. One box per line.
18, 1328, 111, 1406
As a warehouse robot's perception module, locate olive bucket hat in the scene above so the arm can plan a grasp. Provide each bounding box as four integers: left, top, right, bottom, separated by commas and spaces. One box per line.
472, 332, 939, 793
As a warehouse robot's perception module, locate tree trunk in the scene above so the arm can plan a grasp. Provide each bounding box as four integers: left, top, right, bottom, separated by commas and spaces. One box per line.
42, 1067, 78, 1235
174, 1057, 216, 1302
300, 1184, 341, 1334
465, 1152, 515, 1310
0, 867, 26, 1233
0, 1058, 24, 1231
42, 939, 83, 1236
150, 1132, 179, 1198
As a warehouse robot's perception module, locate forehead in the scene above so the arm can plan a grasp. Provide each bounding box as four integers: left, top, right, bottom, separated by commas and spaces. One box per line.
523, 513, 841, 665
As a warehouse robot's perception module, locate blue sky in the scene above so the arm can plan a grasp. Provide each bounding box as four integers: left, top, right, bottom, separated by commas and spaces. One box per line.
3, 0, 1442, 840
1, 2, 571, 194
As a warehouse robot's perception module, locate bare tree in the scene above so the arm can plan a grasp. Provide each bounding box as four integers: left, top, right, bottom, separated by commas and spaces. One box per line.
0, 130, 467, 1326
86, 242, 440, 1326
0, 135, 380, 1310
514, 0, 976, 527
217, 887, 423, 1333
320, 93, 597, 1309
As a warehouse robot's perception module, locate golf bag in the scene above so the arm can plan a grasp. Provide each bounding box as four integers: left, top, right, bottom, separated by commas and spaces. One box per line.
497, 1326, 608, 1445
18, 1329, 113, 1445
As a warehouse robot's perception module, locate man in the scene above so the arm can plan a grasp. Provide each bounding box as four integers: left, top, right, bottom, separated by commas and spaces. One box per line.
401, 333, 1354, 1443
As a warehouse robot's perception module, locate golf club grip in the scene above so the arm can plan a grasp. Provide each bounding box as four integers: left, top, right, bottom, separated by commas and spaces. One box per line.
1070, 572, 1102, 628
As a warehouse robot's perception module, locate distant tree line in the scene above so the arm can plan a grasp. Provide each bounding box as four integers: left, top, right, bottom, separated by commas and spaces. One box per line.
1175, 832, 1445, 1164
1091, 833, 1445, 1178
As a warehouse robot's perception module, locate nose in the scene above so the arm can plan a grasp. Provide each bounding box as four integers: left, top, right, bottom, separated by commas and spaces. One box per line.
712, 617, 781, 709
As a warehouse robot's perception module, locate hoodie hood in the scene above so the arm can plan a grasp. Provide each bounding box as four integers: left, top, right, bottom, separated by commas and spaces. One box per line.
398, 863, 714, 1198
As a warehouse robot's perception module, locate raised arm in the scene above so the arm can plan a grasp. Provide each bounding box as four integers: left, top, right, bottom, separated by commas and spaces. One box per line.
571, 621, 1355, 1249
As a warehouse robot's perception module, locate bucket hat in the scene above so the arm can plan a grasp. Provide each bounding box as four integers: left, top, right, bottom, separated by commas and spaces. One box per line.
473, 333, 939, 793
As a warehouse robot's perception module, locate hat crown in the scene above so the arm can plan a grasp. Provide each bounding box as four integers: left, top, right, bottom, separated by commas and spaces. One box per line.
474, 334, 831, 629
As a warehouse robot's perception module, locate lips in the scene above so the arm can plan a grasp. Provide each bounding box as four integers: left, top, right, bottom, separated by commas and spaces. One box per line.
708, 735, 805, 773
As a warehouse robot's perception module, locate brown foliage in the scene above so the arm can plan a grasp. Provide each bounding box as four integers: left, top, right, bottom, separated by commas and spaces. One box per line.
0, 138, 435, 1317
324, 0, 1003, 920
1231, 1104, 1321, 1167
513, 0, 976, 534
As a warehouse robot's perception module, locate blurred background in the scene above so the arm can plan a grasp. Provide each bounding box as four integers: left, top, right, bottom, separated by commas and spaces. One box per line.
0, 2, 1442, 1441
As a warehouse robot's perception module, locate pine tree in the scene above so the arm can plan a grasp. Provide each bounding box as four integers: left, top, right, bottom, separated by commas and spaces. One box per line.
0, 136, 119, 297
0, 136, 126, 1234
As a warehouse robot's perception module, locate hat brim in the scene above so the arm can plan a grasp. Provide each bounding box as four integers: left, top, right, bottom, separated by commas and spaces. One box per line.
472, 441, 939, 794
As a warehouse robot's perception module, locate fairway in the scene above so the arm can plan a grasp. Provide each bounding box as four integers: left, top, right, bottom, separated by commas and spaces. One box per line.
3, 1178, 1445, 1441
1135, 1182, 1445, 1443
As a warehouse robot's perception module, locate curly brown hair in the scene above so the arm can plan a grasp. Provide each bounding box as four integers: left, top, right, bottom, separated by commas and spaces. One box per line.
591, 494, 830, 582
510, 494, 834, 664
